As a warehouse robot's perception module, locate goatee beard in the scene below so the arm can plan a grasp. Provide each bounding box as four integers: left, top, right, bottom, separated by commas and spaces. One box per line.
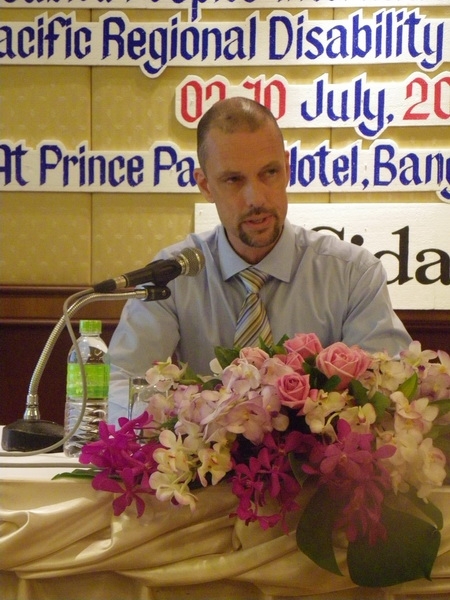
238, 209, 281, 248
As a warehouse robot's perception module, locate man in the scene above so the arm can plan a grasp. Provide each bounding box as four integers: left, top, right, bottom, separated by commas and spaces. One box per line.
108, 97, 412, 423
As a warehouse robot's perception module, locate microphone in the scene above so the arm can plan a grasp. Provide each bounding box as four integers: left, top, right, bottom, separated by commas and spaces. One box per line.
93, 247, 205, 293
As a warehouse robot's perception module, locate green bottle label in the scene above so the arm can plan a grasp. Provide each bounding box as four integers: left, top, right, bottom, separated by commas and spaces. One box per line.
67, 363, 110, 399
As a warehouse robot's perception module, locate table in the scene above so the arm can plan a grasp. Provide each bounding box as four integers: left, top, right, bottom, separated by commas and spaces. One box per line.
1, 450, 450, 600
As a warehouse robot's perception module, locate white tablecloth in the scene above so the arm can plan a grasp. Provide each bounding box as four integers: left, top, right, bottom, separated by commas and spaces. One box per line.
1, 451, 450, 600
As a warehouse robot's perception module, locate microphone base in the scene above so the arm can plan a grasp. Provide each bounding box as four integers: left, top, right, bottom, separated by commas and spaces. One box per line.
1, 419, 65, 453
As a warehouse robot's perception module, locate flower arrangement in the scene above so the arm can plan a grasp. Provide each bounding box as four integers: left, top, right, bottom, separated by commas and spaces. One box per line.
71, 335, 450, 588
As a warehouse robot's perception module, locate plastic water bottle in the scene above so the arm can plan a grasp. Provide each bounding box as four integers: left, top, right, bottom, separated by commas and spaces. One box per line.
64, 320, 110, 457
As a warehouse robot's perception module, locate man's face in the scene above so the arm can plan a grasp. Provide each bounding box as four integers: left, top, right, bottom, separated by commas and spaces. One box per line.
194, 122, 290, 264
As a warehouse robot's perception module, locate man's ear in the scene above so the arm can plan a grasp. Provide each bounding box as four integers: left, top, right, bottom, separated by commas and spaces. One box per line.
194, 168, 213, 202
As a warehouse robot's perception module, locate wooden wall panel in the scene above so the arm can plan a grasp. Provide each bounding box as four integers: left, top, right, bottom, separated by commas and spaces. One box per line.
0, 286, 121, 426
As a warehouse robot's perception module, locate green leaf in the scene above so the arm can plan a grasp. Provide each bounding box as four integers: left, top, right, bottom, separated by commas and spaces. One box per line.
349, 380, 389, 419
288, 452, 310, 487
160, 415, 179, 431
369, 391, 391, 419
306, 365, 331, 390
296, 487, 342, 576
258, 337, 273, 355
274, 333, 289, 346
261, 334, 289, 357
201, 377, 222, 391
302, 360, 313, 375
434, 398, 450, 418
428, 422, 450, 441
273, 333, 289, 350
323, 375, 341, 392
180, 364, 204, 385
347, 504, 440, 587
214, 346, 240, 369
349, 379, 369, 405
431, 430, 450, 469
398, 373, 418, 400
52, 468, 98, 480
404, 490, 443, 530
214, 336, 291, 367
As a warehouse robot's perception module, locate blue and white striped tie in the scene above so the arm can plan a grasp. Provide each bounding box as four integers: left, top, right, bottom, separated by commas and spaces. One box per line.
234, 267, 273, 348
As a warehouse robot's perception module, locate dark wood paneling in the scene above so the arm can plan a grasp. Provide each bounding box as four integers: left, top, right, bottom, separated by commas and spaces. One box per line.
1, 286, 449, 426
0, 286, 122, 426
397, 309, 450, 355
0, 322, 117, 427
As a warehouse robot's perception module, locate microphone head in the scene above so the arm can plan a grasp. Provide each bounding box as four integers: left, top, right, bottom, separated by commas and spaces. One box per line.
177, 248, 205, 276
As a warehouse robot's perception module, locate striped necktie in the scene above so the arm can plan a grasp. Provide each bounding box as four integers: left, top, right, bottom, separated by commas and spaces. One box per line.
234, 267, 273, 348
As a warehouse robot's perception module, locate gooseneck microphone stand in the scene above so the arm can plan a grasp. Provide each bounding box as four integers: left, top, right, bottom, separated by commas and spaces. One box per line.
1, 285, 170, 456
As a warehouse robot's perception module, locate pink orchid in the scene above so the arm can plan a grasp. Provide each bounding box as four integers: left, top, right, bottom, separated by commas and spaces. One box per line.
224, 399, 273, 444
335, 479, 389, 545
92, 467, 148, 517
319, 419, 395, 481
79, 412, 154, 472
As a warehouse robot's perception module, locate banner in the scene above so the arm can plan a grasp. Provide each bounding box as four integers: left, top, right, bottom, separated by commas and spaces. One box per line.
2, 139, 449, 201
175, 73, 450, 138
1, 10, 448, 77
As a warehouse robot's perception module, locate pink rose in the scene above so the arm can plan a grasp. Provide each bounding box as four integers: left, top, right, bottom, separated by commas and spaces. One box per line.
284, 333, 323, 361
277, 372, 312, 410
315, 342, 372, 390
275, 351, 306, 374
238, 347, 270, 369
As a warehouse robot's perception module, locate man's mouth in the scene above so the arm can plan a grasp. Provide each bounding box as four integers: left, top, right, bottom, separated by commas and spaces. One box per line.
242, 213, 273, 227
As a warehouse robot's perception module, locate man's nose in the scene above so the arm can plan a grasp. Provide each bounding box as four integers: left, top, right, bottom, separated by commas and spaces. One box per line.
242, 179, 266, 207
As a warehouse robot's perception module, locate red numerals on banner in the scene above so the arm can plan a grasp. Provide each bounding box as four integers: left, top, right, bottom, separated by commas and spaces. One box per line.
404, 75, 450, 121
179, 77, 287, 123
242, 79, 286, 119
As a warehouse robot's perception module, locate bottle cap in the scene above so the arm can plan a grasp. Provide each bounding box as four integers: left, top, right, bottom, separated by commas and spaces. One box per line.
79, 320, 102, 335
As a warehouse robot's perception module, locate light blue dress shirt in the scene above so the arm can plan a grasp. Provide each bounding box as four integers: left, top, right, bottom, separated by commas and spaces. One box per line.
108, 220, 412, 423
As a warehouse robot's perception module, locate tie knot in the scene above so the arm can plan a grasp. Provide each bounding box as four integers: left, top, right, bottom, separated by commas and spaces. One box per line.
238, 267, 270, 294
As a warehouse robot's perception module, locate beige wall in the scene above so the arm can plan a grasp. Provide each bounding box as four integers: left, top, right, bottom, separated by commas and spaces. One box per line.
1, 6, 448, 286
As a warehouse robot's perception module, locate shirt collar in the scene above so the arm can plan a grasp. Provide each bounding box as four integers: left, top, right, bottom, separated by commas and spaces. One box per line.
218, 219, 295, 283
